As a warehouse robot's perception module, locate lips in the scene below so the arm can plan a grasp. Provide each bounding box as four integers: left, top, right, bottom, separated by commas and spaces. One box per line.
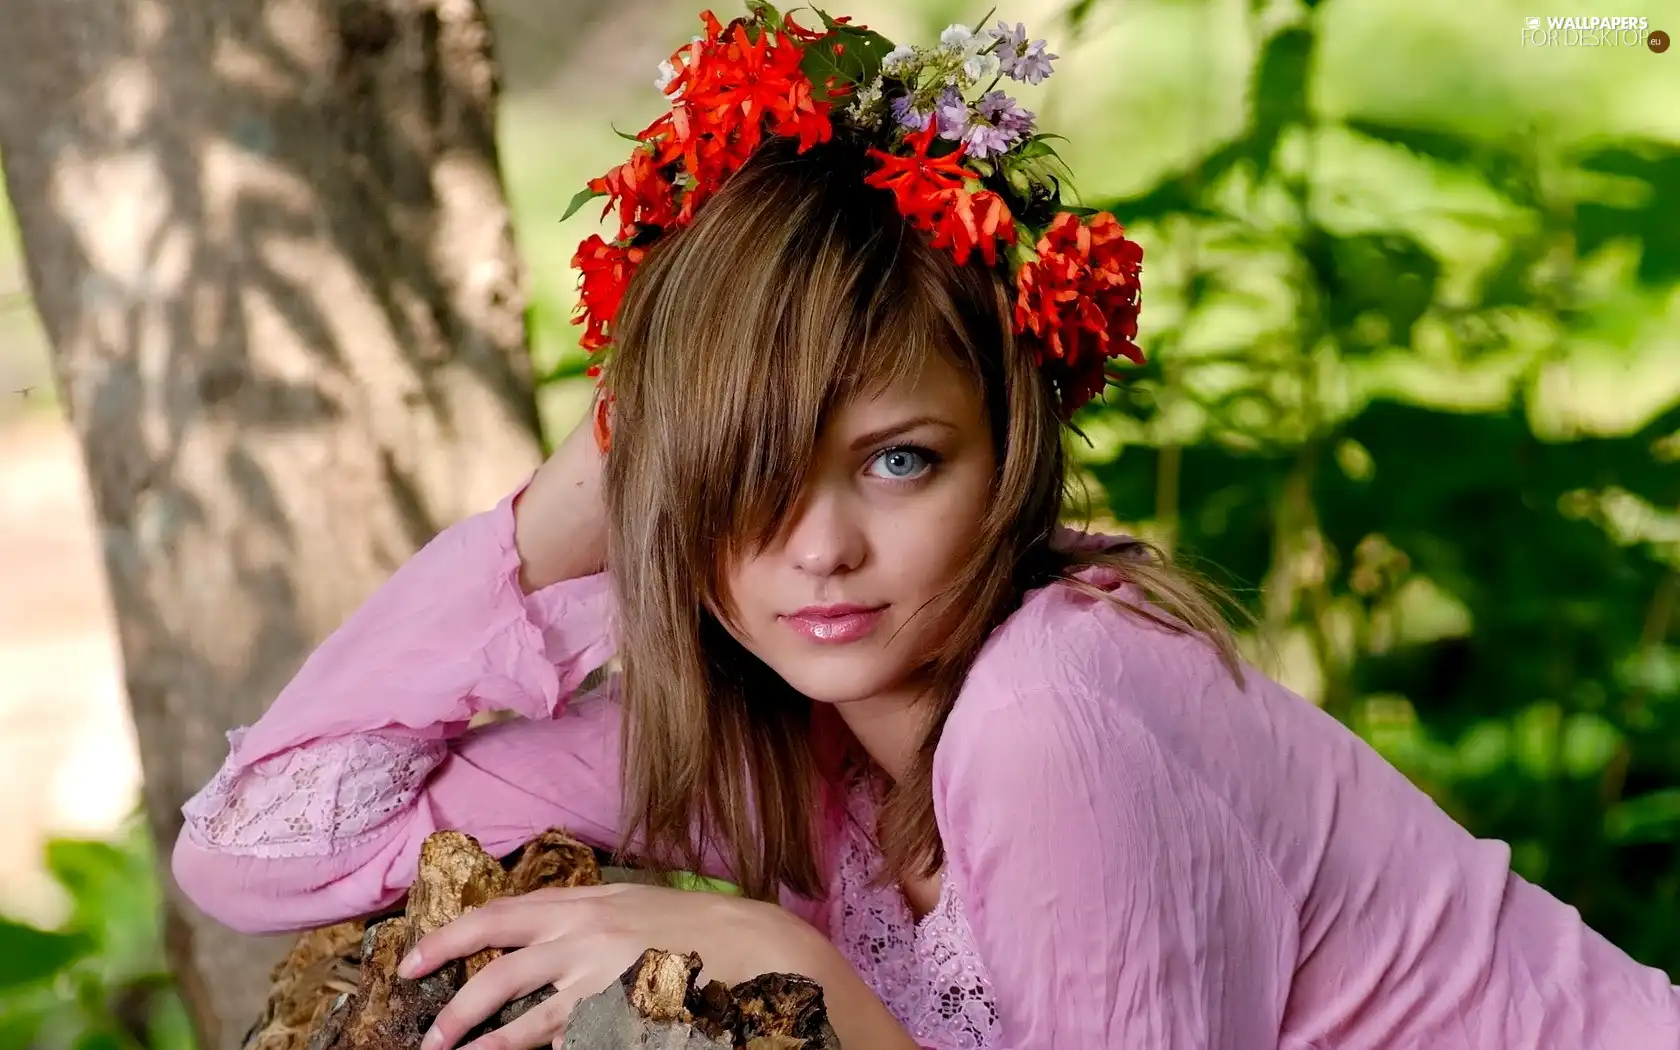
780, 603, 888, 644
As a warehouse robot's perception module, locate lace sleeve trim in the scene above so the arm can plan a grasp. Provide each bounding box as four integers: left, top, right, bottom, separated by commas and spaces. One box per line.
181, 729, 447, 859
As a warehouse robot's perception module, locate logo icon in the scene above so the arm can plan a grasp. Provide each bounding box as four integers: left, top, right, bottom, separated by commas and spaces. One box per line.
1650, 29, 1671, 52
1526, 16, 1541, 29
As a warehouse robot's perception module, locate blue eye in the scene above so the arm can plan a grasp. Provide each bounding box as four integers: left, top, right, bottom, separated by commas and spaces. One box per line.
868, 446, 936, 482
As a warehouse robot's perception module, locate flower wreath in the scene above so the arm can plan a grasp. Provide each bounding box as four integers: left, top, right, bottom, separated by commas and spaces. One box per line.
566, 1, 1146, 450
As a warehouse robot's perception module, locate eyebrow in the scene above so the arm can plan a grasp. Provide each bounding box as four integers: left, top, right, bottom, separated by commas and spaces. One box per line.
846, 415, 958, 452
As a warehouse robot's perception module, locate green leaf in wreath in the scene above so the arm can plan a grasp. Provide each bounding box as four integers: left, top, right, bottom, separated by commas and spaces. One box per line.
562, 187, 607, 223
799, 24, 898, 105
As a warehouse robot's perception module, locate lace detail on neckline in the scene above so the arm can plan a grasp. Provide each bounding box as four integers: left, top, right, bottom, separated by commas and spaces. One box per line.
829, 784, 1000, 1050
181, 730, 446, 858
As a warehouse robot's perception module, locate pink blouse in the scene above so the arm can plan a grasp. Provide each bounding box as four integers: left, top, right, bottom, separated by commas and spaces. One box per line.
174, 485, 1680, 1049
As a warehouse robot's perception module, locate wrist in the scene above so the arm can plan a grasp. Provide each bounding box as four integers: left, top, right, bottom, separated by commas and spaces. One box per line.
512, 453, 607, 592
769, 914, 920, 1050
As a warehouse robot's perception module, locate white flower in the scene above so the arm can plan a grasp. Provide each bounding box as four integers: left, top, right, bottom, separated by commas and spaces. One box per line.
654, 59, 679, 93
963, 52, 999, 82
940, 23, 975, 48
882, 43, 917, 74
847, 76, 886, 122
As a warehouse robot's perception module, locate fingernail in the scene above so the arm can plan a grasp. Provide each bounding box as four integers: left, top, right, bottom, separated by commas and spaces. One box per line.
420, 1027, 443, 1050
398, 950, 421, 978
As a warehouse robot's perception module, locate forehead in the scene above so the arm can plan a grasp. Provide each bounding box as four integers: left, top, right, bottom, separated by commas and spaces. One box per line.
827, 351, 983, 435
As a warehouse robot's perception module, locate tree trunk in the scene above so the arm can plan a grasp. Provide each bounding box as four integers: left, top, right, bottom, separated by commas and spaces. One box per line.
0, 1, 543, 1046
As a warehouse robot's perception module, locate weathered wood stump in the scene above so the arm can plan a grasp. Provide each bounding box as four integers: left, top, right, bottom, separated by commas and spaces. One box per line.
239, 829, 840, 1050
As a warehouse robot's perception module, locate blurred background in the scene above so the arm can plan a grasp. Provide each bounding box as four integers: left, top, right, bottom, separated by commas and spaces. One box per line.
0, 0, 1676, 1046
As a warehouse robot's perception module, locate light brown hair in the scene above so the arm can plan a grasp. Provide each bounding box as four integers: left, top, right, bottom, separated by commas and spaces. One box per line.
601, 131, 1240, 902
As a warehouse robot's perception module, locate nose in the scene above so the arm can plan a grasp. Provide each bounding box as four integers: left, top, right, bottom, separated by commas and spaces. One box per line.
783, 486, 866, 578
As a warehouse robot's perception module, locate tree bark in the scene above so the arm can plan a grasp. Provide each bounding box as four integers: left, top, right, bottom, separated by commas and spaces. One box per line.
0, 1, 543, 1046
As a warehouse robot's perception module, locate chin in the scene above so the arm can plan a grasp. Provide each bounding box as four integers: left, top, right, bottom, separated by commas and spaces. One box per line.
765, 653, 907, 706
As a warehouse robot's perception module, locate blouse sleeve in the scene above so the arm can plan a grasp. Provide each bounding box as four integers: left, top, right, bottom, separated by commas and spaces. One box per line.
935, 679, 1297, 1048
171, 482, 623, 934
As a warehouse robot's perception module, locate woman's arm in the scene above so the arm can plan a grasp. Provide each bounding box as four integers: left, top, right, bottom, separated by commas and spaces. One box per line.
512, 408, 610, 593
780, 922, 925, 1050
174, 416, 628, 933
935, 677, 1297, 1048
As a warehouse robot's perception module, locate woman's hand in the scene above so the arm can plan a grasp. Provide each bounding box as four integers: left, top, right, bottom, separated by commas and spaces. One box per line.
399, 883, 827, 1050
512, 393, 610, 592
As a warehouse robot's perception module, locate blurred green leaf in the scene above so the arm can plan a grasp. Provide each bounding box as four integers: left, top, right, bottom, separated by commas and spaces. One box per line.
1099, 140, 1249, 224
1607, 789, 1680, 844
1344, 118, 1533, 200
1474, 233, 1551, 310
72, 1030, 134, 1050
46, 836, 161, 977
146, 990, 197, 1050
1560, 714, 1621, 778
1065, 0, 1099, 34
1574, 143, 1680, 286
1247, 26, 1315, 181
1301, 228, 1441, 352
0, 919, 91, 989
0, 1009, 49, 1049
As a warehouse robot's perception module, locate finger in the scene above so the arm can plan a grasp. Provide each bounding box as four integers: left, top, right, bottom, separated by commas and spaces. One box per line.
543, 981, 592, 1048
402, 900, 544, 978
458, 990, 572, 1050
425, 944, 565, 1050
519, 883, 632, 904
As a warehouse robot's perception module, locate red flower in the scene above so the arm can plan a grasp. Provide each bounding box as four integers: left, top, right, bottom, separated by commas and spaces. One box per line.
574, 9, 841, 354
592, 390, 615, 454
588, 148, 679, 239
865, 125, 968, 222
589, 10, 836, 237
928, 188, 1016, 266
660, 14, 834, 171
572, 235, 646, 354
866, 132, 1014, 267
1012, 211, 1146, 416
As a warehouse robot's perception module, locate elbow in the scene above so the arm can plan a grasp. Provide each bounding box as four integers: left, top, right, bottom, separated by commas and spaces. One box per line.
171, 829, 280, 934
170, 828, 369, 936
171, 829, 322, 935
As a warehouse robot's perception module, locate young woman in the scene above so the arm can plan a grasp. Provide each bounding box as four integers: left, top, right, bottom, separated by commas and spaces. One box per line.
174, 8, 1680, 1049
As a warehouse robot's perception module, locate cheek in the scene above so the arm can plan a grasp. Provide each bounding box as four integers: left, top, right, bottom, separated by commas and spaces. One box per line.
720, 555, 776, 626
882, 473, 993, 588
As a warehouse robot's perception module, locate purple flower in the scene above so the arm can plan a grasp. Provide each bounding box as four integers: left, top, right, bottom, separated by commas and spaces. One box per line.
1012, 41, 1057, 83
891, 93, 932, 132
934, 86, 970, 141
994, 20, 1058, 84
994, 20, 1028, 52
962, 124, 1015, 159
963, 91, 1035, 158
977, 91, 1035, 135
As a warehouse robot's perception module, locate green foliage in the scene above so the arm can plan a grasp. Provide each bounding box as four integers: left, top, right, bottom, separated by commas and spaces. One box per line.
510, 0, 1680, 974
4, 6, 1674, 1037
1079, 1, 1680, 975
0, 820, 196, 1050
561, 186, 607, 223
0, 923, 92, 989
801, 17, 899, 103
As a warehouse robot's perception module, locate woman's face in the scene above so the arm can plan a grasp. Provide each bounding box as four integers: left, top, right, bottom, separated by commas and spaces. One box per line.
721, 352, 997, 706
